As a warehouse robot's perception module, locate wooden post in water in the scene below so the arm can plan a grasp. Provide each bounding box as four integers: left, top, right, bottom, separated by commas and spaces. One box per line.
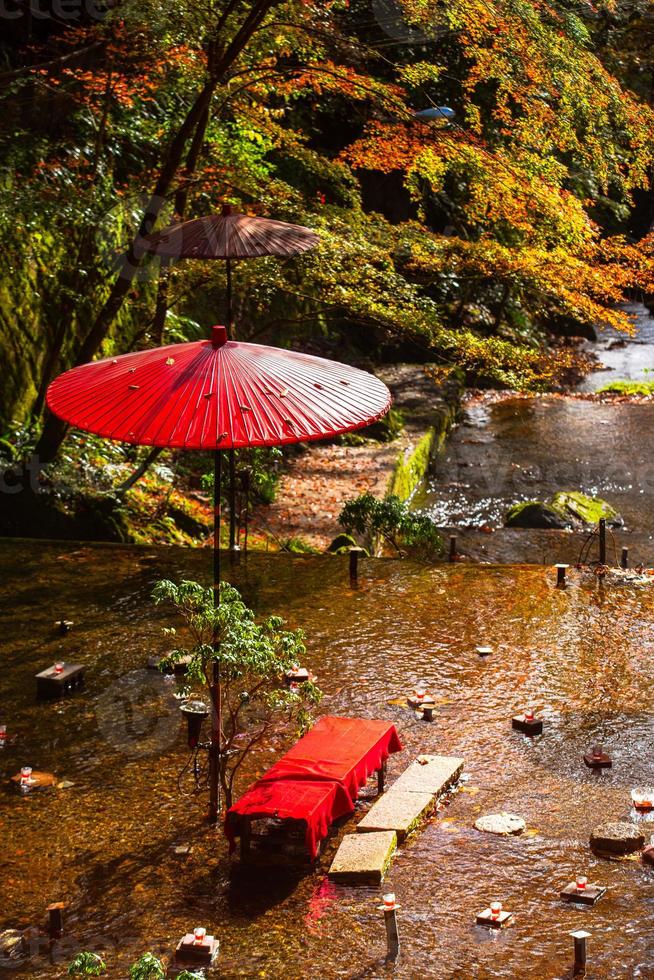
349, 547, 363, 585
47, 903, 65, 939
571, 929, 590, 975
598, 519, 606, 565
621, 547, 629, 569
449, 535, 457, 562
383, 907, 400, 960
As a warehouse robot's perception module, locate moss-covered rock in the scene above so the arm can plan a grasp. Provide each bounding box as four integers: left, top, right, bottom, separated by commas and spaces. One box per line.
327, 532, 359, 554
506, 492, 622, 529
505, 500, 572, 529
551, 491, 622, 527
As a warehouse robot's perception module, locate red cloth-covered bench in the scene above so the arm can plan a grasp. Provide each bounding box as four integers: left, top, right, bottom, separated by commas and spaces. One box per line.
225, 716, 402, 859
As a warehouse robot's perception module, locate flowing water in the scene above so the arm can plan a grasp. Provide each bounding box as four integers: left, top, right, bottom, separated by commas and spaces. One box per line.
2, 541, 654, 978
416, 304, 654, 563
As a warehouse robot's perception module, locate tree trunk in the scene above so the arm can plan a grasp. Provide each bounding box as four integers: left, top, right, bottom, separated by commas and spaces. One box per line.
34, 0, 283, 464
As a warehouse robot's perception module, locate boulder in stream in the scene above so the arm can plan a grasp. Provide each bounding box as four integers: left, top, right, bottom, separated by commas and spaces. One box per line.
474, 812, 526, 836
505, 492, 622, 529
590, 821, 644, 856
551, 491, 623, 527
505, 501, 571, 529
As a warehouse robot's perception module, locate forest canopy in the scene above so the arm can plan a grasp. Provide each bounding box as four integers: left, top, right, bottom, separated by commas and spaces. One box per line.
2, 0, 654, 436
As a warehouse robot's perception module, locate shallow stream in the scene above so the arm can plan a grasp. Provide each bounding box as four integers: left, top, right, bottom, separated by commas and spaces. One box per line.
416, 303, 654, 563
2, 542, 654, 978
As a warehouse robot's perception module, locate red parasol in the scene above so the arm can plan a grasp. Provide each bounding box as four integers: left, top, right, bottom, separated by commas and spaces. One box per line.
141, 204, 320, 550
46, 324, 391, 820
46, 326, 388, 449
141, 207, 319, 262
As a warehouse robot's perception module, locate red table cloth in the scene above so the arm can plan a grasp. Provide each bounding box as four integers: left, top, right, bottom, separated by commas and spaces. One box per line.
225, 716, 402, 858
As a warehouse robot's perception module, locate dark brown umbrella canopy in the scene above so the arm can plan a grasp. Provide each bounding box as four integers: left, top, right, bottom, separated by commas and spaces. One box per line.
141, 205, 319, 260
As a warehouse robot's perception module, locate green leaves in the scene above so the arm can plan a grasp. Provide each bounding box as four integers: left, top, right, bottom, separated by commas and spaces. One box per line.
67, 952, 107, 977
128, 953, 165, 980
152, 576, 320, 807
339, 491, 442, 558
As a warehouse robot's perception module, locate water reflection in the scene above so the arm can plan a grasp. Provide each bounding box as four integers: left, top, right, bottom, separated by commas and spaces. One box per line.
1, 543, 654, 977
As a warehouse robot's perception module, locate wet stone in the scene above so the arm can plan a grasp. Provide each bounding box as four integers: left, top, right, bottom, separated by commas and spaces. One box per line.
357, 790, 435, 841
328, 830, 397, 883
391, 755, 464, 796
475, 812, 526, 836
590, 821, 645, 855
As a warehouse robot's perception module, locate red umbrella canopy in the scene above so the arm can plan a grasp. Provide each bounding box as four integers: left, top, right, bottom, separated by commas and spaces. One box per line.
141, 206, 319, 260
46, 326, 391, 450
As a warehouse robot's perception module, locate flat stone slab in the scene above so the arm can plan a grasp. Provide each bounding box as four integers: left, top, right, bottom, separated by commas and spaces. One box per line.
328, 831, 397, 883
357, 790, 435, 841
475, 812, 526, 836
590, 821, 645, 856
390, 755, 463, 796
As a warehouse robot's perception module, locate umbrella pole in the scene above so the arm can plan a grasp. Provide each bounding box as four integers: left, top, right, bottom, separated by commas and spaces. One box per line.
226, 257, 237, 554
209, 448, 222, 824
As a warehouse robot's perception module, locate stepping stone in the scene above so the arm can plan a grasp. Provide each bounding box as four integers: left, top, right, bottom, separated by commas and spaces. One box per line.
357, 790, 435, 841
390, 755, 463, 796
328, 831, 397, 883
590, 821, 645, 856
475, 812, 526, 836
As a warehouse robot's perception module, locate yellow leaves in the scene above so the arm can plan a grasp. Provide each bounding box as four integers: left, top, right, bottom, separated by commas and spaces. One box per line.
397, 62, 446, 88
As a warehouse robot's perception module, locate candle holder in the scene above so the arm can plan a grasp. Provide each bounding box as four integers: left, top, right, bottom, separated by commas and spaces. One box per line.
583, 745, 612, 769
476, 902, 513, 928
180, 700, 209, 749
174, 931, 219, 968
512, 711, 543, 735
283, 666, 310, 685
560, 878, 606, 905
407, 688, 432, 709
631, 788, 654, 812
11, 769, 57, 793
35, 662, 85, 699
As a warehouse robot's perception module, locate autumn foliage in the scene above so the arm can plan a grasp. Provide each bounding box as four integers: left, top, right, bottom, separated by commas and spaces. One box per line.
2, 0, 654, 428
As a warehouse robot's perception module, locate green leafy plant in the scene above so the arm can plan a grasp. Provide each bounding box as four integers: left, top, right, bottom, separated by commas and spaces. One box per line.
67, 952, 106, 976
152, 579, 321, 809
339, 491, 442, 558
128, 952, 165, 980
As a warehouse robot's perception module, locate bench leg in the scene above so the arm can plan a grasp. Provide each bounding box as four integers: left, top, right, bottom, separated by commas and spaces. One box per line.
240, 817, 251, 862
377, 760, 387, 795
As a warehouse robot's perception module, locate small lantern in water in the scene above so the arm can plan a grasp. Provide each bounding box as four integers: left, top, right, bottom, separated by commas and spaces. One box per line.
290, 682, 300, 694
524, 709, 535, 722
576, 876, 587, 891
414, 687, 426, 703
632, 789, 654, 811
193, 927, 206, 944
490, 901, 502, 921
382, 893, 396, 910
0, 724, 6, 743
54, 662, 64, 675
20, 766, 32, 790
592, 745, 603, 760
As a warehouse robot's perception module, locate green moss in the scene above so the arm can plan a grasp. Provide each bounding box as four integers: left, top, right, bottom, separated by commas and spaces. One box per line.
506, 492, 620, 528
326, 532, 364, 554
551, 491, 619, 524
596, 380, 654, 396
390, 429, 435, 502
